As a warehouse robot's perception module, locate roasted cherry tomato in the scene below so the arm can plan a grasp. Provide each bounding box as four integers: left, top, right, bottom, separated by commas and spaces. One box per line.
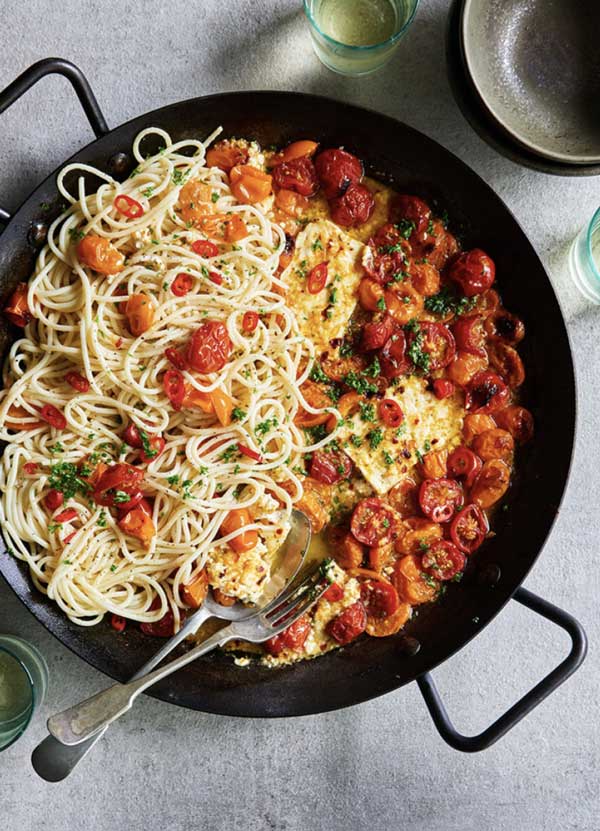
23, 462, 38, 475
124, 422, 143, 448
421, 539, 466, 581
125, 294, 155, 336
77, 235, 124, 275
450, 504, 489, 554
314, 148, 363, 199
4, 283, 32, 327
186, 320, 232, 373
323, 583, 344, 603
272, 140, 319, 165
379, 327, 408, 379
466, 371, 510, 414
111, 614, 127, 633
237, 443, 263, 462
192, 239, 219, 258
171, 272, 194, 296
327, 601, 367, 645
446, 352, 488, 387
309, 449, 353, 484
384, 284, 424, 325
378, 398, 404, 427
93, 463, 145, 508
362, 314, 395, 351
462, 414, 496, 444
329, 183, 375, 228
448, 249, 495, 297
306, 262, 328, 294
272, 156, 319, 197
407, 322, 456, 371
205, 140, 249, 172
432, 378, 455, 399
264, 615, 311, 656
351, 498, 398, 546
410, 261, 440, 297
447, 446, 483, 489
140, 603, 179, 637
419, 478, 464, 523
39, 404, 67, 430
44, 489, 64, 511
452, 315, 486, 357
65, 372, 90, 393
163, 369, 185, 410
242, 311, 259, 333
139, 435, 165, 464
484, 309, 525, 344
294, 379, 332, 428
114, 194, 144, 219
494, 405, 534, 444
392, 553, 438, 604
220, 508, 258, 553
364, 225, 410, 284
388, 194, 431, 236
229, 164, 272, 203
360, 579, 400, 619
488, 342, 525, 388
472, 428, 514, 462
387, 479, 418, 517
471, 459, 511, 509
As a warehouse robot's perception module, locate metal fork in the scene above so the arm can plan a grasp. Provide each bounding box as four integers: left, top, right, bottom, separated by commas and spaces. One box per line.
32, 510, 310, 780
48, 562, 329, 746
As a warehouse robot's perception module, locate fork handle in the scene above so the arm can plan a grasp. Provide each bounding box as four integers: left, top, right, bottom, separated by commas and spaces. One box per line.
48, 624, 235, 746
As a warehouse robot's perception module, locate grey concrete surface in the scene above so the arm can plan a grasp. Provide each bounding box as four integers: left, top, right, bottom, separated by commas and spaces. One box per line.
0, 2, 598, 829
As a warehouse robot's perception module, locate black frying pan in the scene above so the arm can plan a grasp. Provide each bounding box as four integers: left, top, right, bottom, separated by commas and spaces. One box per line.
0, 59, 587, 751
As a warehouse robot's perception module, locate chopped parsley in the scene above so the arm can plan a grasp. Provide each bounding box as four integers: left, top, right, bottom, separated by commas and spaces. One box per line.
211, 191, 219, 203
141, 186, 154, 198
424, 286, 476, 317
382, 450, 394, 466
113, 490, 132, 504
343, 370, 378, 396
172, 169, 189, 186
359, 402, 375, 422
368, 428, 384, 450
49, 442, 64, 454
232, 407, 247, 422
220, 444, 238, 462
138, 429, 158, 459
68, 228, 85, 242
405, 321, 431, 373
255, 417, 278, 436
97, 510, 107, 528
110, 564, 117, 572
167, 474, 180, 486
396, 219, 416, 239
48, 463, 91, 500
311, 238, 323, 252
350, 435, 363, 448
376, 296, 386, 311
309, 361, 330, 385
365, 357, 381, 378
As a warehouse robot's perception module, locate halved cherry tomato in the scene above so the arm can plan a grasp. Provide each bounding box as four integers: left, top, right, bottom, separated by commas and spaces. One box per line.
44, 489, 64, 511
407, 322, 456, 371
180, 569, 209, 609
114, 194, 144, 219
466, 371, 510, 414
323, 583, 344, 602
314, 148, 363, 199
125, 294, 155, 336
39, 404, 67, 430
164, 347, 187, 370
360, 579, 400, 619
379, 398, 404, 427
124, 422, 143, 448
65, 372, 90, 393
220, 508, 258, 553
140, 435, 165, 464
364, 226, 410, 284
327, 601, 367, 645
140, 601, 179, 637
371, 223, 412, 252
55, 508, 78, 523
488, 342, 525, 388
306, 262, 329, 294
392, 554, 438, 604
186, 320, 232, 373
447, 446, 483, 489
448, 249, 495, 297
265, 615, 311, 656
23, 462, 38, 475
419, 478, 464, 523
93, 463, 144, 508
472, 428, 514, 461
4, 283, 32, 327
309, 449, 353, 484
192, 239, 219, 257
171, 273, 194, 296
452, 315, 486, 357
237, 443, 263, 462
450, 504, 489, 554
242, 311, 259, 333
388, 194, 431, 235
351, 498, 398, 546
272, 156, 319, 197
484, 309, 525, 344
361, 314, 395, 351
163, 369, 185, 411
329, 183, 375, 228
272, 140, 319, 165
77, 235, 125, 275
387, 480, 418, 517
432, 378, 455, 399
229, 164, 272, 203
379, 326, 408, 379
384, 284, 424, 324
111, 615, 127, 633
206, 140, 249, 172
421, 539, 466, 581
366, 602, 411, 637
494, 405, 534, 444
471, 459, 511, 509
274, 188, 310, 217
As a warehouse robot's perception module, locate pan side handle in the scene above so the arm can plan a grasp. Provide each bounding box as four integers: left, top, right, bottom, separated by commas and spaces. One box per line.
416, 587, 587, 752
0, 57, 109, 224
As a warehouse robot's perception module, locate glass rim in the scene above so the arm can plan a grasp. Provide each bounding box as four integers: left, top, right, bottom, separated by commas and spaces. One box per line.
303, 0, 419, 52
586, 206, 600, 284
0, 644, 36, 752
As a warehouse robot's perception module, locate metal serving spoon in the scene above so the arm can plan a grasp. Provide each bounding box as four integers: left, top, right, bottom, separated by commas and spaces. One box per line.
32, 510, 310, 781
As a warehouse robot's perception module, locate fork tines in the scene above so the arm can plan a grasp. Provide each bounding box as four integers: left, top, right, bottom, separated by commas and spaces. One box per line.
263, 561, 331, 630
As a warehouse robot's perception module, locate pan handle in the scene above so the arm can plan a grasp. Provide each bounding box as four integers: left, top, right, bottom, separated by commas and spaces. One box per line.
416, 587, 587, 752
0, 57, 109, 224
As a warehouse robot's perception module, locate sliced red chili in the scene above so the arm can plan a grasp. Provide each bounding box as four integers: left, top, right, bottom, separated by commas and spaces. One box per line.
360, 579, 400, 619
421, 539, 466, 581
164, 347, 188, 370
351, 498, 397, 545
378, 398, 404, 427
419, 478, 464, 523
209, 271, 223, 285
140, 435, 165, 464
450, 504, 489, 554
114, 194, 144, 219
111, 614, 127, 633
447, 446, 483, 489
65, 371, 90, 393
242, 311, 259, 333
323, 583, 344, 602
44, 489, 64, 511
55, 508, 78, 523
63, 530, 78, 544
171, 272, 194, 296
123, 422, 143, 448
163, 369, 185, 411
237, 443, 263, 462
23, 462, 38, 475
432, 379, 455, 399
39, 404, 67, 430
192, 239, 219, 257
307, 262, 328, 294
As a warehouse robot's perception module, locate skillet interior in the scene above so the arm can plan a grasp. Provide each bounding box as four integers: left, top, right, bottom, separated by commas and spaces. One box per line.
0, 92, 575, 716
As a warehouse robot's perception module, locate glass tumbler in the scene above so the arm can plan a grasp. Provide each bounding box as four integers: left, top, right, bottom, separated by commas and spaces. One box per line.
0, 635, 48, 751
569, 207, 600, 304
304, 0, 420, 77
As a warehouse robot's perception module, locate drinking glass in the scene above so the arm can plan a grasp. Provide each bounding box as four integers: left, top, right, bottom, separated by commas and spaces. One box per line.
569, 207, 600, 304
304, 0, 419, 77
0, 635, 48, 751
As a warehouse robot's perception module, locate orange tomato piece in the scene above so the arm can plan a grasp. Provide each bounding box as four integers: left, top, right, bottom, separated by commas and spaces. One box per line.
125, 294, 155, 336
5, 404, 45, 430
384, 284, 424, 324
179, 179, 216, 225
395, 517, 442, 557
118, 507, 156, 548
366, 602, 411, 637
224, 214, 248, 242
180, 569, 209, 609
4, 283, 32, 327
272, 140, 319, 165
472, 428, 514, 461
77, 236, 124, 275
284, 477, 332, 534
182, 385, 234, 426
320, 353, 366, 383
229, 165, 272, 204
220, 508, 258, 553
368, 540, 396, 573
410, 261, 440, 297
387, 479, 419, 517
327, 527, 364, 569
392, 554, 438, 605
446, 351, 488, 386
294, 380, 331, 427
421, 449, 448, 480
213, 588, 236, 606
205, 140, 249, 172
326, 390, 362, 431
275, 188, 310, 216
462, 413, 496, 444
471, 459, 511, 509
358, 277, 384, 311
